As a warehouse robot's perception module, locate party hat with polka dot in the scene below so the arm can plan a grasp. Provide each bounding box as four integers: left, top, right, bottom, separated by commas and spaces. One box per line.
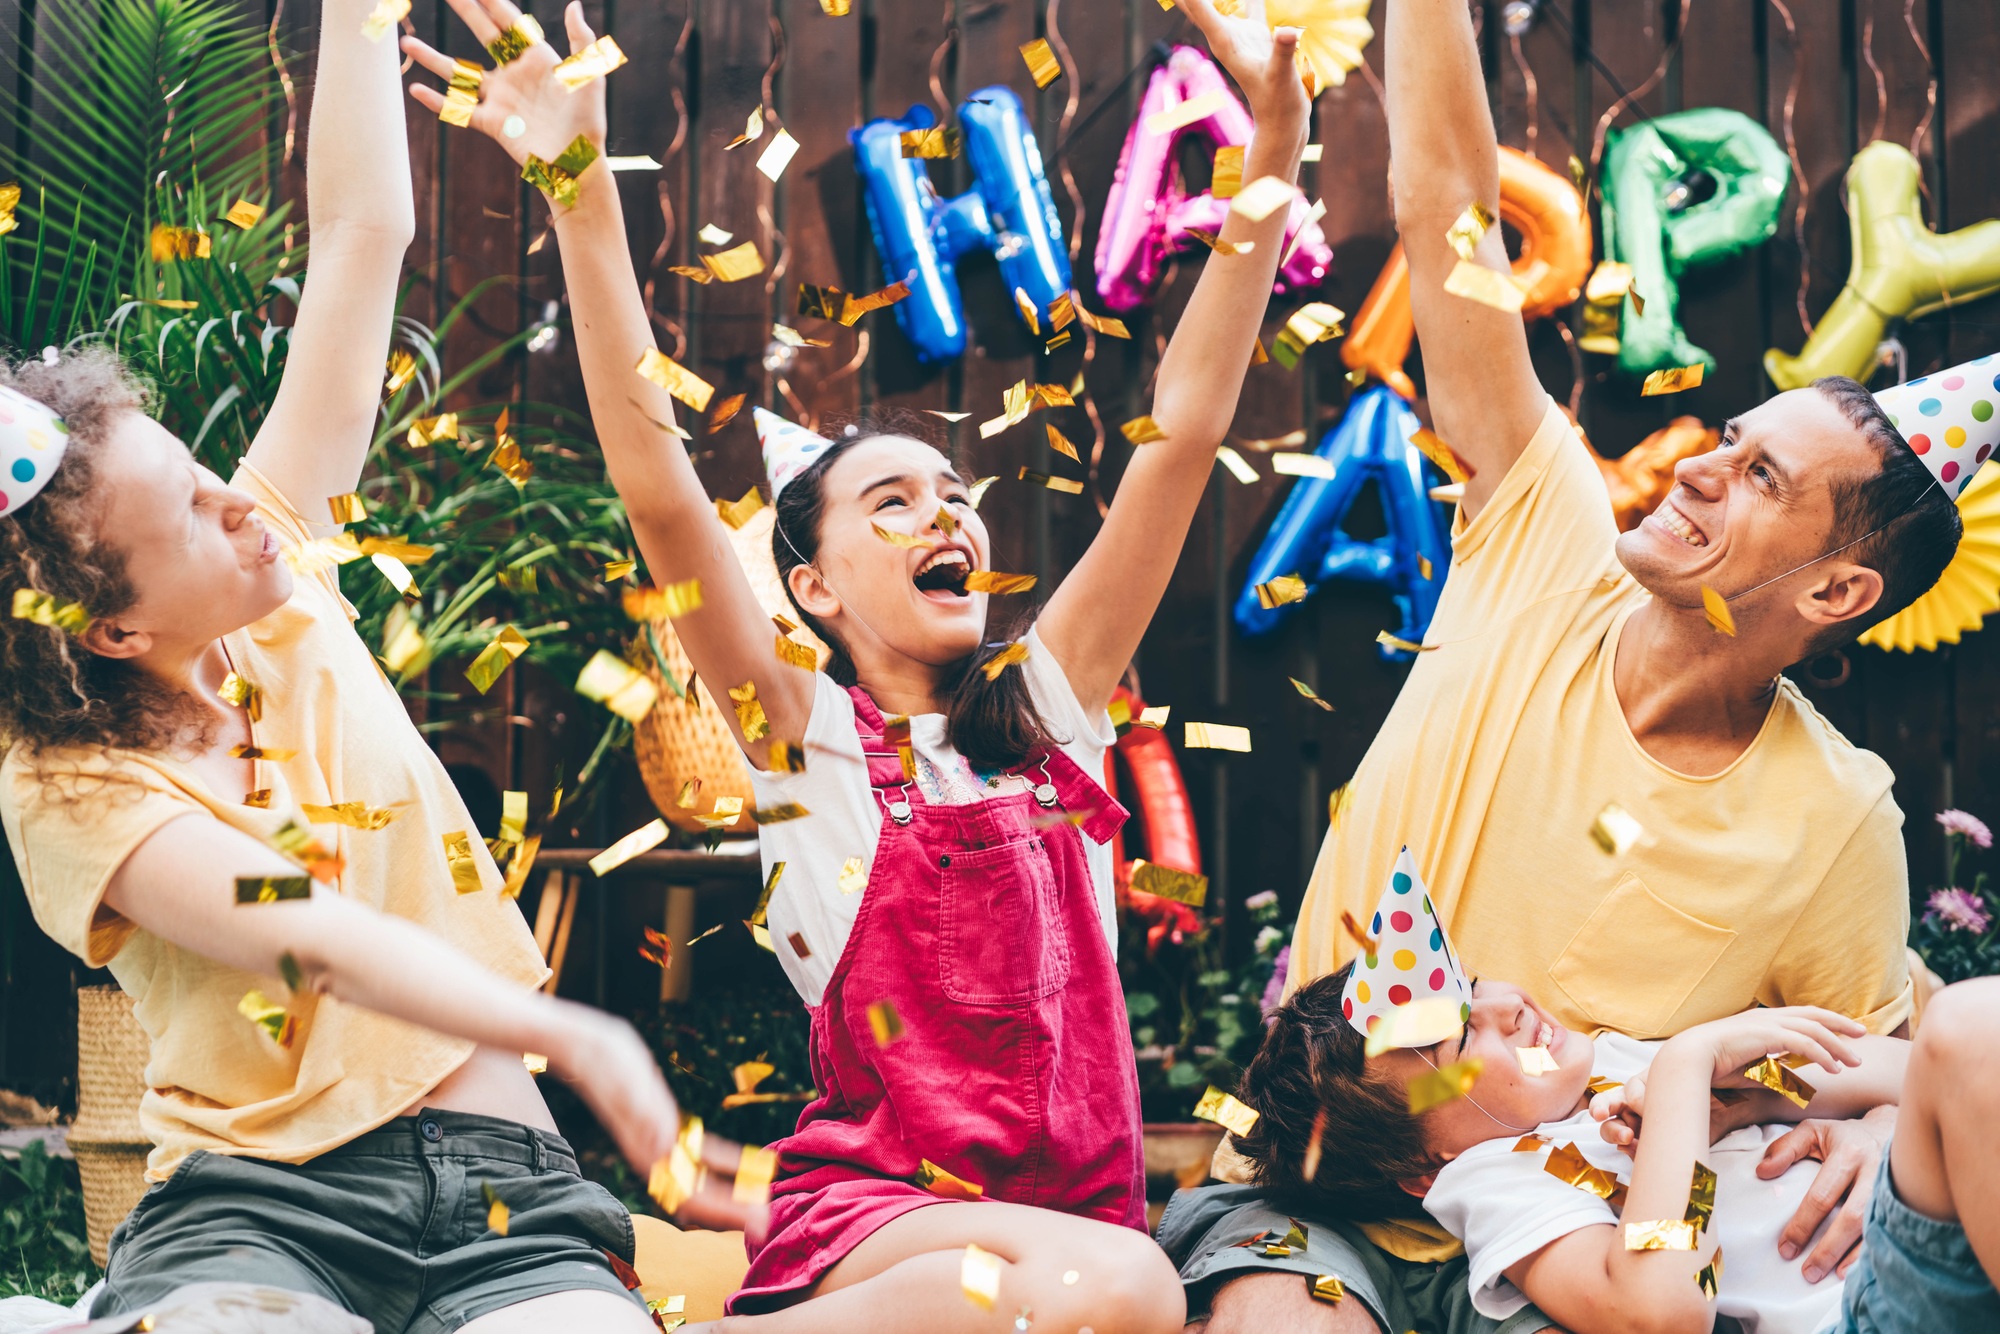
755, 406, 836, 504
1340, 845, 1473, 1044
0, 386, 69, 519
1874, 355, 2000, 500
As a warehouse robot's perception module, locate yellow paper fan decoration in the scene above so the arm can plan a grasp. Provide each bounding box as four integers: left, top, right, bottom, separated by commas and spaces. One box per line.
1267, 0, 1375, 93
1861, 461, 2000, 652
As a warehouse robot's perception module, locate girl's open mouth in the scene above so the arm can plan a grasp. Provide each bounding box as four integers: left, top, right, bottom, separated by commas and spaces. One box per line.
913, 547, 970, 597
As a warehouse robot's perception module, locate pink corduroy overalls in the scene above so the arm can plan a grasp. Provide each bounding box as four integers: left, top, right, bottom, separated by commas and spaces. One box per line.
730, 687, 1147, 1313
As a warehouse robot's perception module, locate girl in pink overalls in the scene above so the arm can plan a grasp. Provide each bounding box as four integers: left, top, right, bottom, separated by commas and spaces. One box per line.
415, 0, 1308, 1326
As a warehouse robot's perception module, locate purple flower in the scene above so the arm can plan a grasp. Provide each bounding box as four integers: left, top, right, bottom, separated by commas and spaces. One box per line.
1937, 809, 1994, 850
1262, 945, 1292, 1019
1925, 887, 1993, 935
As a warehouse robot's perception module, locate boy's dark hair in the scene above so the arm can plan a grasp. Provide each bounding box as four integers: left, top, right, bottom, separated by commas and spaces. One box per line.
1233, 965, 1438, 1220
770, 408, 1060, 773
1805, 375, 1961, 656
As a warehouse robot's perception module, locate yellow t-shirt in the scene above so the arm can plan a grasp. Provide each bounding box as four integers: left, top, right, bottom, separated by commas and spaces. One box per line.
1289, 401, 1913, 1038
0, 463, 549, 1180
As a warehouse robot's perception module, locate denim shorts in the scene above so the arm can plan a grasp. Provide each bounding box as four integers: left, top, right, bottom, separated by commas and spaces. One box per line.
91, 1109, 648, 1334
1159, 1184, 1556, 1334
1834, 1145, 2000, 1334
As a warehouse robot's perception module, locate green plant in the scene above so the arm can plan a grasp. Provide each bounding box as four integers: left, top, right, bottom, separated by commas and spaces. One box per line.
0, 1142, 96, 1302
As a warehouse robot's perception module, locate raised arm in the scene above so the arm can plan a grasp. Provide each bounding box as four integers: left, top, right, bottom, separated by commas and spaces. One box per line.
1037, 0, 1309, 713
1386, 0, 1547, 520
242, 0, 417, 512
405, 0, 810, 757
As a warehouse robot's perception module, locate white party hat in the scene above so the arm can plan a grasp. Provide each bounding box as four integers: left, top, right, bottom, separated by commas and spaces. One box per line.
1342, 846, 1473, 1044
0, 386, 70, 518
1874, 354, 2000, 500
755, 407, 836, 504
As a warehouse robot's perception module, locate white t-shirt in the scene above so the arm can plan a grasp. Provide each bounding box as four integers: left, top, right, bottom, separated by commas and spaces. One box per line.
1423, 1033, 1844, 1334
746, 627, 1119, 1006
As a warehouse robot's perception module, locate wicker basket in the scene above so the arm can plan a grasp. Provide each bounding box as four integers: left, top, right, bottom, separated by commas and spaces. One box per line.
632, 505, 827, 831
72, 985, 153, 1268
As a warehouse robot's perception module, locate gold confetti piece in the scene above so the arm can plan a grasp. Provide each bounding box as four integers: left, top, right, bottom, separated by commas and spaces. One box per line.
243, 789, 272, 809
981, 641, 1031, 681
1586, 1076, 1625, 1098
647, 1118, 706, 1215
821, 0, 852, 11
1210, 145, 1246, 200
520, 134, 601, 208
371, 551, 418, 600
1310, 1275, 1346, 1304
757, 130, 802, 182
301, 802, 397, 831
900, 126, 963, 159
1272, 453, 1336, 479
1231, 176, 1298, 224
839, 280, 911, 326
624, 579, 704, 623
463, 625, 530, 696
443, 831, 483, 894
715, 486, 766, 529
965, 571, 1037, 595
1273, 302, 1346, 370
271, 820, 344, 882
1444, 259, 1527, 312
730, 680, 770, 741
982, 380, 1035, 438
750, 803, 810, 824
218, 671, 263, 722
838, 857, 869, 896
1376, 631, 1435, 654
602, 559, 637, 584
483, 10, 542, 61
696, 395, 748, 438
1138, 705, 1170, 728
634, 347, 714, 412
1280, 196, 1330, 270
770, 324, 831, 349
1513, 1134, 1549, 1153
1183, 721, 1251, 752
1013, 288, 1043, 335
360, 0, 409, 40
1018, 467, 1086, 495
868, 999, 906, 1046
1301, 1108, 1328, 1183
1700, 584, 1737, 637
700, 796, 746, 831
474, 1182, 510, 1236
440, 81, 479, 128
1409, 428, 1472, 485
726, 108, 765, 150
552, 33, 627, 90
871, 521, 935, 549
1517, 1045, 1561, 1076
238, 990, 297, 1047
1364, 997, 1464, 1058
1339, 910, 1377, 953
1146, 88, 1229, 136
1121, 416, 1168, 445
589, 819, 669, 878
1445, 201, 1496, 261
1642, 364, 1706, 396
734, 1143, 778, 1205
230, 743, 297, 762
668, 264, 714, 285
499, 834, 541, 900
968, 475, 1000, 507
1193, 1086, 1260, 1137
235, 876, 310, 905
1257, 575, 1308, 610
576, 650, 660, 723
1214, 446, 1259, 484
1183, 228, 1253, 257
1289, 678, 1334, 712
1630, 290, 1648, 317
1129, 859, 1208, 907
327, 493, 366, 525
10, 589, 91, 634
773, 634, 817, 672
1545, 1141, 1622, 1199
1019, 37, 1061, 88
1625, 1220, 1700, 1251
1696, 1248, 1724, 1299
1589, 801, 1644, 856
149, 224, 211, 262
960, 1242, 1003, 1310
1685, 1160, 1718, 1231
1419, 555, 1436, 581
702, 242, 766, 283
1046, 292, 1076, 334
1741, 1054, 1817, 1109
406, 413, 457, 449
223, 198, 265, 230
1076, 303, 1131, 339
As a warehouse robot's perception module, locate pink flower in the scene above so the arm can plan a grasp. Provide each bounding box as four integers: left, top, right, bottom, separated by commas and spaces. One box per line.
1926, 887, 1993, 935
1937, 809, 1994, 850
1262, 945, 1292, 1020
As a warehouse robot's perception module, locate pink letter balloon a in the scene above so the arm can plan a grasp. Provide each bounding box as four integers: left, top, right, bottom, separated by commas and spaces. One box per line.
1095, 45, 1333, 313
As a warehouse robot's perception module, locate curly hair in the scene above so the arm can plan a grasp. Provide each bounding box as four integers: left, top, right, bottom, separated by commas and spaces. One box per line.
0, 347, 209, 769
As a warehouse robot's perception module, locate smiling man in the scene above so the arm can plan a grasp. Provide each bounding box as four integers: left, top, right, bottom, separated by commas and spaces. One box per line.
1169, 1, 1981, 1332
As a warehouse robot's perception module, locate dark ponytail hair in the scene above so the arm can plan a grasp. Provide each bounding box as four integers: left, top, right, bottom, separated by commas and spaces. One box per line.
771, 409, 1062, 773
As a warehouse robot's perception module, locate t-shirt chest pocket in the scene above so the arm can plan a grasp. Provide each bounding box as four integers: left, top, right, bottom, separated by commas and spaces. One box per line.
936, 838, 1072, 1005
1548, 871, 1737, 1038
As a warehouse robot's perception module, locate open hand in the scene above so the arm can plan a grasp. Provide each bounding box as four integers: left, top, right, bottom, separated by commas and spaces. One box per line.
403, 0, 606, 170
1677, 1005, 1867, 1088
1177, 0, 1311, 138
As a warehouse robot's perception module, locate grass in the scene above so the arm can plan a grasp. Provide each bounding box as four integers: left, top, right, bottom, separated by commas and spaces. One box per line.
0, 1142, 97, 1304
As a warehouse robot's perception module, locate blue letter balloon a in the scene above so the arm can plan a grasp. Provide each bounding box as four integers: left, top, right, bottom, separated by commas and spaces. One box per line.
1234, 386, 1454, 660
852, 88, 1072, 364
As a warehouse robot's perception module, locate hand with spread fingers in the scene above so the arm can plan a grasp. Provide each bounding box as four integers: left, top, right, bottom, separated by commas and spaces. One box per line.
1176, 0, 1311, 140
403, 0, 606, 171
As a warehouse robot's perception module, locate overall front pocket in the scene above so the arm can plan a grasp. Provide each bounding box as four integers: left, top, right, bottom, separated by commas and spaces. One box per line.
937, 838, 1072, 1005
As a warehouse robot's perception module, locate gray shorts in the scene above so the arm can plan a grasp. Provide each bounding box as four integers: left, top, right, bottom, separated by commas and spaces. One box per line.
1159, 1184, 1556, 1334
1835, 1146, 2000, 1334
92, 1110, 647, 1334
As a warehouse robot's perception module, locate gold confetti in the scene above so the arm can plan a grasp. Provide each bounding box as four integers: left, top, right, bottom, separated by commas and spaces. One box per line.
407, 413, 458, 448
576, 650, 660, 723
1696, 1248, 1724, 1299
1272, 453, 1336, 479
371, 551, 419, 599
1045, 423, 1082, 462
520, 134, 601, 208
757, 130, 802, 182
1049, 292, 1076, 332
774, 634, 817, 671
965, 571, 1037, 595
839, 857, 868, 895
820, 0, 852, 12
11, 588, 91, 635
1019, 38, 1061, 88
730, 680, 770, 741
979, 641, 1030, 681
301, 802, 397, 831
1625, 1220, 1700, 1251
1687, 1161, 1718, 1231
1589, 801, 1644, 856
668, 264, 715, 285
1257, 575, 1308, 609
871, 521, 935, 549
552, 34, 627, 90
771, 324, 831, 349
702, 243, 766, 283
1364, 997, 1464, 1057
1642, 364, 1706, 396
1193, 1086, 1260, 1137
440, 59, 482, 127
1545, 1141, 1622, 1199
149, 224, 211, 262
477, 1182, 509, 1236
1310, 1275, 1346, 1304
1419, 556, 1435, 580
1444, 259, 1527, 312
698, 797, 744, 831
867, 1000, 906, 1046
726, 108, 765, 149
1409, 428, 1471, 484
1215, 446, 1259, 484
1301, 1109, 1328, 1182
1630, 289, 1648, 316
1121, 416, 1168, 445
1376, 631, 1434, 654
1183, 228, 1253, 257
749, 803, 810, 824
1280, 199, 1328, 269
359, 0, 409, 40
224, 199, 265, 230
647, 1118, 706, 1215
716, 487, 766, 529
1517, 1045, 1561, 1076
968, 475, 1000, 507
500, 834, 541, 900
733, 1143, 778, 1205
1408, 1057, 1483, 1113
1231, 176, 1298, 223
327, 493, 366, 525
636, 347, 716, 413
441, 831, 483, 894
1741, 1054, 1817, 1109
1587, 1076, 1625, 1097
675, 779, 703, 810
838, 280, 912, 326
1301, 143, 1325, 163
238, 990, 297, 1047
271, 820, 344, 882
464, 625, 530, 695
590, 819, 669, 877
1701, 584, 1736, 637
1145, 88, 1229, 136
625, 579, 704, 621
900, 126, 963, 159
483, 10, 542, 61
1183, 721, 1251, 752
1076, 303, 1131, 339
1273, 302, 1345, 369
229, 743, 297, 762
961, 1244, 1003, 1311
1513, 1134, 1549, 1153
1445, 201, 1496, 261
1212, 146, 1245, 200
218, 671, 263, 722
234, 876, 309, 905
603, 559, 637, 583
1289, 678, 1334, 712
1129, 860, 1208, 907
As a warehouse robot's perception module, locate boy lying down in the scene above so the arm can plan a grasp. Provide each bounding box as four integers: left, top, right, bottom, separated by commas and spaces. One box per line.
1169, 848, 2000, 1334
